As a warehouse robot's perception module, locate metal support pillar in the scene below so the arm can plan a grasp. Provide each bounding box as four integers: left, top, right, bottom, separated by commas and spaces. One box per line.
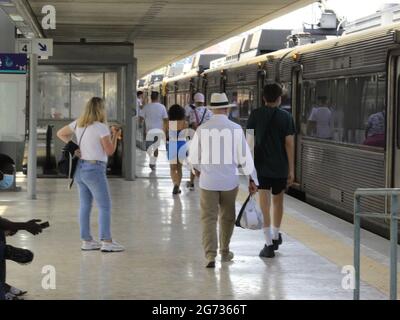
123, 60, 136, 181
27, 53, 38, 199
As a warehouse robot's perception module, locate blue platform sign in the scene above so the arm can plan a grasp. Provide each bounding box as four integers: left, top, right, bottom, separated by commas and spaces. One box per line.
0, 54, 27, 74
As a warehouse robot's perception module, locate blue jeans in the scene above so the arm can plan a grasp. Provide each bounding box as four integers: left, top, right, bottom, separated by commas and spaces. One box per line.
74, 160, 112, 241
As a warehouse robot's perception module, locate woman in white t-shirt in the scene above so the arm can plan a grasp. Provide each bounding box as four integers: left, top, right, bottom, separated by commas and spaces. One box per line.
57, 97, 124, 253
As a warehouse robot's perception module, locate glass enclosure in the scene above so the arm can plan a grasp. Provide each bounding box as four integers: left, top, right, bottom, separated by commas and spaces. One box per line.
71, 73, 104, 119
38, 72, 118, 120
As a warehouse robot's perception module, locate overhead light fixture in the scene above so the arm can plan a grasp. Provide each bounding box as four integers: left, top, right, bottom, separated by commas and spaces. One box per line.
0, 0, 14, 7
9, 14, 24, 22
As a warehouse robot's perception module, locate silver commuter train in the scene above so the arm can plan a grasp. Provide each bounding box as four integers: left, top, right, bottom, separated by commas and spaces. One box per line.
152, 23, 400, 237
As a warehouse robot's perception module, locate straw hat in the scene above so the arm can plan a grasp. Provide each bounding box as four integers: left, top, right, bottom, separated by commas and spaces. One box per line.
207, 93, 235, 109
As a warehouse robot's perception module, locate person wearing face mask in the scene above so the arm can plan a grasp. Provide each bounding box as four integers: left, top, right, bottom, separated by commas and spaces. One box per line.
0, 157, 15, 191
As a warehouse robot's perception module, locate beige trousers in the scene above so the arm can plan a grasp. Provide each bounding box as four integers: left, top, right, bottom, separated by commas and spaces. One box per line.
200, 187, 239, 260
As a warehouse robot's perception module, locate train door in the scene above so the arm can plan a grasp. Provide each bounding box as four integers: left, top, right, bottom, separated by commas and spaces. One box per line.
202, 75, 208, 104
256, 69, 265, 108
220, 70, 227, 93
292, 67, 303, 187
391, 55, 400, 187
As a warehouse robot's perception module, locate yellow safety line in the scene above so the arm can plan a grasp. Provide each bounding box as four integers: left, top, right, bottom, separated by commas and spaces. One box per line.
237, 190, 400, 298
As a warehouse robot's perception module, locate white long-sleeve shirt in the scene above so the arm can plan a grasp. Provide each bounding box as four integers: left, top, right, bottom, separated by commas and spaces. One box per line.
188, 114, 259, 191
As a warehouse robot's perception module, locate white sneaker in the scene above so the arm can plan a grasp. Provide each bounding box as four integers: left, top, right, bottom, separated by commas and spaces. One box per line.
9, 286, 27, 296
5, 292, 22, 300
101, 241, 125, 252
81, 240, 101, 251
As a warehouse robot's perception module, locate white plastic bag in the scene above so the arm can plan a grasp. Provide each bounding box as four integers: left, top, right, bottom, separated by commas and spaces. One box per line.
235, 194, 263, 230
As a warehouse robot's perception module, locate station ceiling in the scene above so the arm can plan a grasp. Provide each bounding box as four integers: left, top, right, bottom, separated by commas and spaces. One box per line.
27, 0, 315, 77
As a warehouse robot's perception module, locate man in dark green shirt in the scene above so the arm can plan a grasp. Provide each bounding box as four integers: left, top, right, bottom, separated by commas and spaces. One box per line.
247, 83, 295, 258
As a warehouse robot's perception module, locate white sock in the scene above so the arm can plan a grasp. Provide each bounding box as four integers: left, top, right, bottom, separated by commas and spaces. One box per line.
263, 227, 273, 246
150, 155, 157, 165
272, 227, 280, 240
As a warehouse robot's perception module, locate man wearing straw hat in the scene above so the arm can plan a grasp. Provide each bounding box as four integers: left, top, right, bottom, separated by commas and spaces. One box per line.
189, 93, 259, 268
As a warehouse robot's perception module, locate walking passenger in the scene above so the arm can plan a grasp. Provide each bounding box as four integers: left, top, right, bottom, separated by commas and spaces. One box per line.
136, 90, 144, 116
57, 97, 124, 253
189, 93, 258, 268
164, 104, 188, 195
186, 93, 212, 191
139, 91, 168, 170
247, 83, 295, 258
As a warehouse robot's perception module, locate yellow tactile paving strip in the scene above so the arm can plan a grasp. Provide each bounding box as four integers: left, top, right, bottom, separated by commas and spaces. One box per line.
237, 190, 400, 298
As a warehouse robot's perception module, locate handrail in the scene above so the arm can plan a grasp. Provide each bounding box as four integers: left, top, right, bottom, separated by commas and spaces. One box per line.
354, 188, 398, 300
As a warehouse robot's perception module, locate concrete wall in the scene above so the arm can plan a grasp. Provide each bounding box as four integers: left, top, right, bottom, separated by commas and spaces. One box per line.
0, 9, 15, 52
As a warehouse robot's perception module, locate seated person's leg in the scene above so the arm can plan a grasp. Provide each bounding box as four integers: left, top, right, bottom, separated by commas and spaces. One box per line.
5, 245, 34, 264
0, 231, 6, 300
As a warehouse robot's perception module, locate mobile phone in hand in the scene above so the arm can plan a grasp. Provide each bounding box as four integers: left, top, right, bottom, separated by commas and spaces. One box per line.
40, 221, 50, 229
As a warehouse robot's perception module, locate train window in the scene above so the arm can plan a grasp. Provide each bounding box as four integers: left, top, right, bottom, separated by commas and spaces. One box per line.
225, 88, 255, 126
302, 74, 386, 149
167, 94, 175, 108
38, 72, 70, 119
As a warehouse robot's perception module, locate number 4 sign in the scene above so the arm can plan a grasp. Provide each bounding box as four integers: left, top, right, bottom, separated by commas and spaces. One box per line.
17, 39, 32, 54
16, 38, 53, 57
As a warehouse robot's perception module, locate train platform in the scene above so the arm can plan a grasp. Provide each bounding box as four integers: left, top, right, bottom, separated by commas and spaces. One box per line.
0, 147, 397, 300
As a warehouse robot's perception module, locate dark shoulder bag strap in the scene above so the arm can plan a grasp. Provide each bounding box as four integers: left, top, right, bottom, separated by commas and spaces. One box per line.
69, 126, 87, 189
198, 108, 208, 126
77, 126, 87, 149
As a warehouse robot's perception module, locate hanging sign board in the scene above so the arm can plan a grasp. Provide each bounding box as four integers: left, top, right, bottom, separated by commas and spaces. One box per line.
32, 39, 53, 56
16, 38, 53, 57
0, 53, 27, 74
17, 39, 32, 54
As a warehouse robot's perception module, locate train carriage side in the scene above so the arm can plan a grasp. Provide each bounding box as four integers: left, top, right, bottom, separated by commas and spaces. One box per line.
224, 63, 261, 127
164, 71, 205, 109
282, 24, 400, 237
203, 68, 225, 102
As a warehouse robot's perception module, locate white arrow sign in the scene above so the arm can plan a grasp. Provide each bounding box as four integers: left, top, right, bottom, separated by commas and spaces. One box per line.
16, 38, 53, 57
32, 39, 53, 57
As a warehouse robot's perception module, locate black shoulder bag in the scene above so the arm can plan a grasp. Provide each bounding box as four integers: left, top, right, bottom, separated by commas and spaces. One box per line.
58, 125, 87, 188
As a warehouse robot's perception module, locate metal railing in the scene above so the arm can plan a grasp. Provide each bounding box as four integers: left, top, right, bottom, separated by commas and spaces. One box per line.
354, 188, 399, 300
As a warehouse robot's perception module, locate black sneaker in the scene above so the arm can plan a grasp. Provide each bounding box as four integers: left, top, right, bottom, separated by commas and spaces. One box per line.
5, 245, 34, 265
273, 233, 283, 251
172, 185, 181, 195
206, 260, 216, 268
149, 164, 156, 170
259, 245, 275, 258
